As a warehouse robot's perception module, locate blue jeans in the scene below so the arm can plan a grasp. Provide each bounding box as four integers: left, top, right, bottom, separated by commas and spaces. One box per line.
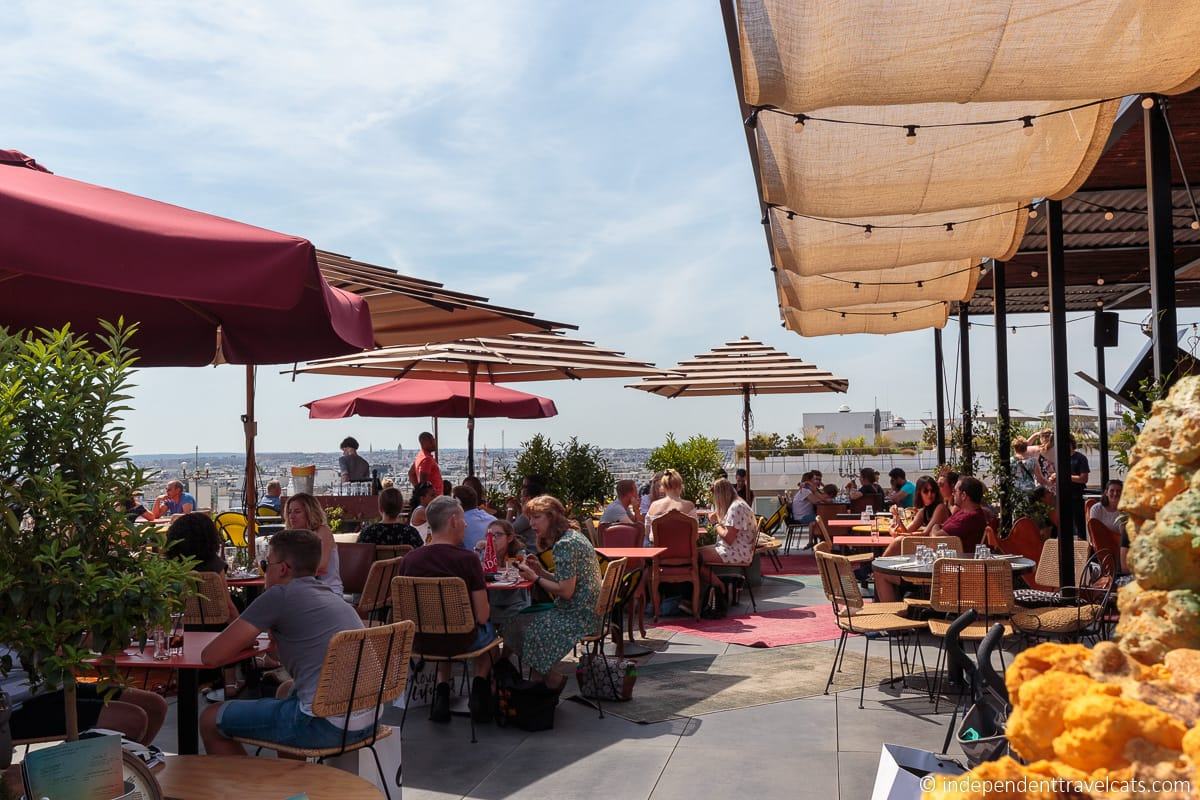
795, 513, 816, 525
216, 694, 374, 748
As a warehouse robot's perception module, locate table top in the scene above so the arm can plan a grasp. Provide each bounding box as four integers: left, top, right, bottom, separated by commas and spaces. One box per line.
832, 535, 896, 548
93, 631, 268, 670
596, 547, 668, 559
827, 518, 890, 530
871, 554, 1036, 578
486, 578, 534, 590
154, 755, 383, 800
226, 576, 265, 588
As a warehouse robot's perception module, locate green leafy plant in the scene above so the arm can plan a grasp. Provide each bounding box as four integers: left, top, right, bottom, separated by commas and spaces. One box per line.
645, 433, 724, 506
0, 322, 195, 739
503, 435, 613, 519
1111, 375, 1169, 475
325, 505, 345, 533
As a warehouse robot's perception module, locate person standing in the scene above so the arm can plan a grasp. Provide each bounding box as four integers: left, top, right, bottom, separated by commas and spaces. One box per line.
406, 431, 443, 496
337, 437, 370, 483
734, 468, 755, 505
1067, 435, 1090, 539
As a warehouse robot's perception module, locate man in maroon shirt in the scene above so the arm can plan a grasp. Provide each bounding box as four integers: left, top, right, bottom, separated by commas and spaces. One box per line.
942, 476, 988, 553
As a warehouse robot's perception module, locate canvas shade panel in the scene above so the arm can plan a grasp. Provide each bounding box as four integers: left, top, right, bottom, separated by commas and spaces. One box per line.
783, 302, 950, 337
776, 260, 981, 311
737, 0, 1200, 111
756, 99, 1119, 218
769, 206, 1024, 276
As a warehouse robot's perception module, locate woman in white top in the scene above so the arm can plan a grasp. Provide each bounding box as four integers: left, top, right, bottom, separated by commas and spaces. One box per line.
408, 480, 438, 541
699, 478, 757, 587
1089, 479, 1128, 572
644, 469, 696, 544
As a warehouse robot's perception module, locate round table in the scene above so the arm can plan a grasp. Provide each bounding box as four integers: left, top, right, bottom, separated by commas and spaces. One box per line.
870, 554, 1036, 578
154, 755, 383, 800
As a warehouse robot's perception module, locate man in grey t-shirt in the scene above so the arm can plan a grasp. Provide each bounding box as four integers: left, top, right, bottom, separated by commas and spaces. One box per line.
599, 479, 640, 526
200, 530, 372, 754
338, 435, 371, 482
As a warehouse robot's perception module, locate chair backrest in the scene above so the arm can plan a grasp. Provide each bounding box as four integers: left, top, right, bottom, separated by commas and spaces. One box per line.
849, 494, 882, 515
759, 501, 786, 534
999, 517, 1044, 560
337, 542, 377, 595
1032, 538, 1090, 589
1086, 517, 1122, 572
390, 576, 476, 635
811, 516, 833, 547
813, 545, 864, 612
256, 505, 281, 518
357, 557, 406, 620
310, 620, 415, 722
899, 535, 963, 556
983, 526, 1000, 550
375, 544, 413, 562
184, 571, 231, 627
1083, 497, 1099, 519
594, 558, 628, 620
652, 510, 699, 563
580, 517, 600, 546
214, 512, 248, 548
601, 523, 642, 549
930, 558, 1014, 617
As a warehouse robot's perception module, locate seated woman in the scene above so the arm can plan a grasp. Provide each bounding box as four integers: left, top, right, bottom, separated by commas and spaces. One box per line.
510, 495, 601, 691
408, 481, 438, 542
357, 487, 423, 548
486, 519, 531, 633
698, 478, 758, 588
166, 511, 228, 574
284, 493, 342, 597
889, 477, 948, 538
1089, 479, 1128, 572
644, 469, 697, 544
936, 470, 960, 515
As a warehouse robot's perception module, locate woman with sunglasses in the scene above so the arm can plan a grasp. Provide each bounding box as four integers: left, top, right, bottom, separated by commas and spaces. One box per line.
892, 476, 949, 535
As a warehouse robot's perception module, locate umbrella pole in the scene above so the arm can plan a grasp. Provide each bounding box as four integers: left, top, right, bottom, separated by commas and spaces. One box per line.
467, 363, 478, 477
742, 384, 751, 494
243, 364, 257, 556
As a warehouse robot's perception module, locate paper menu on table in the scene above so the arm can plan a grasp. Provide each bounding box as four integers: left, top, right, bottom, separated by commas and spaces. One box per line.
23, 732, 124, 800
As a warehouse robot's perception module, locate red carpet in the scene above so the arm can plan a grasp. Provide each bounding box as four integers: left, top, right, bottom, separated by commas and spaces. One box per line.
764, 553, 819, 575
654, 604, 846, 647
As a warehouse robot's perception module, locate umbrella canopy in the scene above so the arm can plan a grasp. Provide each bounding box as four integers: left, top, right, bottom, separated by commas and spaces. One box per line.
628, 337, 848, 485
306, 378, 557, 420
0, 156, 374, 365
293, 331, 669, 474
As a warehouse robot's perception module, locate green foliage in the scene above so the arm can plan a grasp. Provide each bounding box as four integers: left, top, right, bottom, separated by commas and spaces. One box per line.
0, 322, 195, 737
325, 505, 345, 533
503, 434, 613, 518
1112, 375, 1168, 475
645, 433, 724, 506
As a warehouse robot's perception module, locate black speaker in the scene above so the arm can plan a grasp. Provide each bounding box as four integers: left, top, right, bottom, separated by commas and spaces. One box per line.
1094, 311, 1119, 348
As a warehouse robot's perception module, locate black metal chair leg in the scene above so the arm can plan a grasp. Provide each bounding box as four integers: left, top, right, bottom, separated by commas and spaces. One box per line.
368, 744, 392, 800
859, 635, 871, 709
824, 631, 847, 694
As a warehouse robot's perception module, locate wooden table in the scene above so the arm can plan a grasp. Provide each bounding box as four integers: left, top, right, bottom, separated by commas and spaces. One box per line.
832, 535, 896, 548
826, 518, 890, 530
95, 632, 268, 755
595, 547, 666, 657
155, 755, 383, 800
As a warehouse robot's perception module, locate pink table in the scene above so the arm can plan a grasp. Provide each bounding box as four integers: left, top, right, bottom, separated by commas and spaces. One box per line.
833, 535, 896, 548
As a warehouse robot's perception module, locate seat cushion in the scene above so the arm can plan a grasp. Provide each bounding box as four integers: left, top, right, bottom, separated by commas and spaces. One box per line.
928, 618, 1013, 639
1012, 605, 1100, 635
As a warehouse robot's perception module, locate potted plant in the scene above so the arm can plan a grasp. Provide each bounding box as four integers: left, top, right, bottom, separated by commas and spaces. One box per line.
645, 433, 724, 506
0, 322, 195, 739
503, 434, 613, 521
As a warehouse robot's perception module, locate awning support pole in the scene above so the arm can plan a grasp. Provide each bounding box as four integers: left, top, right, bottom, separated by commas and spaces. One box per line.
1096, 315, 1110, 488
959, 304, 973, 475
467, 363, 479, 478
1145, 96, 1177, 383
934, 329, 947, 467
243, 364, 257, 556
993, 260, 1011, 534
1047, 200, 1076, 594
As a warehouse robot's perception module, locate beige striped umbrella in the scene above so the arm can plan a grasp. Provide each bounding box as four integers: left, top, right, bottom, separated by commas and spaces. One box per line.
628, 336, 848, 486
292, 331, 670, 475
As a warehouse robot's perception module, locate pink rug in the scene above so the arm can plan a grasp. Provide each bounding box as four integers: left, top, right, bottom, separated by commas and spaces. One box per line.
764, 553, 819, 575
654, 604, 846, 648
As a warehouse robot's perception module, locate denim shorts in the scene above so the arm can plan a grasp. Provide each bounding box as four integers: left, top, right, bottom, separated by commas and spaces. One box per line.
217, 694, 374, 749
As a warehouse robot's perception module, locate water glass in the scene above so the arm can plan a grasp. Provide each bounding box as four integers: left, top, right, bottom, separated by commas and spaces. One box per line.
865, 505, 874, 518
152, 626, 170, 661
974, 544, 990, 560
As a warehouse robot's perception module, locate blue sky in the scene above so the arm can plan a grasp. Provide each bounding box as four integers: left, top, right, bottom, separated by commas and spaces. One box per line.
7, 2, 1197, 454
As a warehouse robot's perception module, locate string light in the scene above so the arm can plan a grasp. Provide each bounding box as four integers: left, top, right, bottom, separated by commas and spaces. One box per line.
863, 224, 873, 239
794, 113, 808, 132
1141, 96, 1155, 110
1192, 220, 1200, 231
1042, 304, 1049, 312
892, 312, 899, 319
1095, 300, 1104, 308
1096, 278, 1105, 286
786, 210, 795, 220
916, 281, 924, 289
1103, 209, 1115, 221
1021, 116, 1035, 136
1028, 208, 1038, 219
1030, 270, 1039, 278
853, 282, 861, 290
1011, 326, 1017, 335
945, 222, 955, 234
905, 125, 918, 144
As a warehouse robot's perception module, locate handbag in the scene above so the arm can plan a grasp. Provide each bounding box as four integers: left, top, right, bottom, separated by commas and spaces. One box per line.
700, 583, 729, 619
575, 654, 636, 701
493, 659, 558, 732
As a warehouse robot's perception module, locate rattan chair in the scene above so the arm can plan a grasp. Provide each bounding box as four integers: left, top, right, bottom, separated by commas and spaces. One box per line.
357, 557, 406, 625
1014, 538, 1091, 607
576, 558, 628, 719
183, 571, 232, 629
814, 546, 928, 708
232, 621, 414, 800
1012, 551, 1117, 644
391, 575, 501, 743
375, 544, 414, 562
812, 516, 872, 565
927, 558, 1015, 707
898, 536, 963, 612
814, 542, 908, 616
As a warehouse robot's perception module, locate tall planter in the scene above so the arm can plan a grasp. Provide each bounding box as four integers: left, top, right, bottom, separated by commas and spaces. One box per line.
0, 322, 195, 739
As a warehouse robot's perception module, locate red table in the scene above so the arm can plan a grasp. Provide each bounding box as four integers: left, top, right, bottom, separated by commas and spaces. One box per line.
826, 518, 891, 530
594, 547, 666, 657
595, 547, 667, 560
226, 576, 265, 588
832, 535, 896, 548
93, 631, 268, 755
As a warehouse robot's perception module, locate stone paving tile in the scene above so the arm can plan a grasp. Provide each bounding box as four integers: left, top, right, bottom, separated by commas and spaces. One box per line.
650, 745, 839, 800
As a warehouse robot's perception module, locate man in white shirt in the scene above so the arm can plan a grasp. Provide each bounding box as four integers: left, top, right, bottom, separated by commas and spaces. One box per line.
791, 472, 820, 525
600, 479, 641, 526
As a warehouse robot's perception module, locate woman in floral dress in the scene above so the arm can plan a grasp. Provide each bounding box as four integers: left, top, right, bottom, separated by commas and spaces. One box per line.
512, 494, 601, 690
699, 478, 757, 587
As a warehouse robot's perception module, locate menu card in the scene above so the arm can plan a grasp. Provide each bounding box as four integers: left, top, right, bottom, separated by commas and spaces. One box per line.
23, 733, 124, 800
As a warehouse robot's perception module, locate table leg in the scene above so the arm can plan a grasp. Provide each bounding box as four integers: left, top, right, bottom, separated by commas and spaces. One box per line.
178, 669, 199, 755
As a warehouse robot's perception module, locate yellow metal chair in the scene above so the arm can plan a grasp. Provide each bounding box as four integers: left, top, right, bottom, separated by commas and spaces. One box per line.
214, 511, 248, 547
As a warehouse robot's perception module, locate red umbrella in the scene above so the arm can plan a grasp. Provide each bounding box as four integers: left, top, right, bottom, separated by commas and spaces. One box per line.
0, 155, 374, 365
306, 379, 558, 420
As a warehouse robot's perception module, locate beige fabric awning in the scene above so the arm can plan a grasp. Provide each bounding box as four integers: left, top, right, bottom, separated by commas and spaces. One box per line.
769, 207, 1024, 276
316, 251, 570, 346
782, 302, 950, 337
776, 260, 981, 311
755, 100, 1118, 218
737, 0, 1200, 110
291, 331, 668, 383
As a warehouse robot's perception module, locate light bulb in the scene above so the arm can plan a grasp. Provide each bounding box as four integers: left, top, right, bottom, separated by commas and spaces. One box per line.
916, 281, 924, 289
905, 125, 917, 144
1141, 96, 1155, 109
1042, 304, 1049, 312
1096, 300, 1104, 308
945, 223, 955, 234
1103, 209, 1115, 221
1097, 278, 1105, 286
863, 225, 873, 239
1031, 270, 1039, 278
1191, 220, 1200, 230
794, 114, 807, 133
1028, 208, 1038, 219
1011, 326, 1017, 335
786, 211, 795, 220
1021, 116, 1035, 136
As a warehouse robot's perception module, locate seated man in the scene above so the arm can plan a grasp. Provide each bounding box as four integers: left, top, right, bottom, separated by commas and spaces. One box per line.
941, 476, 989, 554
453, 484, 497, 553
148, 479, 195, 519
599, 479, 641, 526
844, 467, 884, 502
199, 529, 375, 754
258, 480, 283, 513
397, 495, 495, 723
884, 468, 916, 509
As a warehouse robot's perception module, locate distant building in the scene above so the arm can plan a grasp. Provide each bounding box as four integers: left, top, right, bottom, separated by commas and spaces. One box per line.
803, 408, 899, 443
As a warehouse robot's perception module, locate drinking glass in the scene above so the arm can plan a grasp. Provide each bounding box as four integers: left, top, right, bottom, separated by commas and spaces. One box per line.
152, 626, 170, 661
224, 546, 239, 573
865, 504, 874, 518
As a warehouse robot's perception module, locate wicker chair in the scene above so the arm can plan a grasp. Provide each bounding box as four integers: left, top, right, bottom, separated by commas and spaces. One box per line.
576, 558, 628, 719
927, 558, 1015, 707
375, 544, 413, 562
1014, 538, 1091, 607
813, 517, 872, 565
651, 510, 700, 621
814, 546, 928, 708
814, 542, 908, 616
232, 621, 414, 800
1012, 551, 1117, 644
357, 557, 406, 625
391, 575, 501, 743
898, 535, 963, 612
183, 571, 232, 629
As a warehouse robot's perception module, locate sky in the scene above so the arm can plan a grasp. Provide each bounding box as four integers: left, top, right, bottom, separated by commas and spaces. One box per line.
7, 2, 1199, 455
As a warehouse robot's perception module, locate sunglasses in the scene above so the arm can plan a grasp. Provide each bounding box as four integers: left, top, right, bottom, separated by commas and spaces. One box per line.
260, 558, 288, 572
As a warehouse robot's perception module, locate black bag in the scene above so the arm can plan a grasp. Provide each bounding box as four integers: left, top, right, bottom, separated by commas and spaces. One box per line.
493, 659, 558, 731
700, 583, 729, 619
